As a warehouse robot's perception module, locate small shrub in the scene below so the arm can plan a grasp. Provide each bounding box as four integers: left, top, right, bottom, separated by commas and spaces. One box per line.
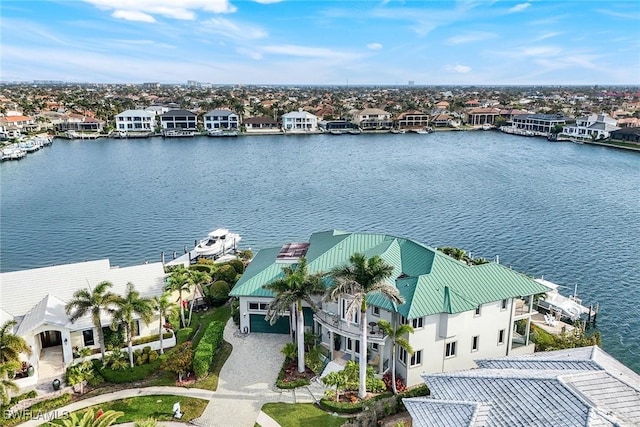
227, 258, 244, 274
319, 398, 363, 414
206, 280, 231, 305
143, 346, 152, 354
148, 350, 159, 363
8, 390, 37, 406
215, 264, 237, 283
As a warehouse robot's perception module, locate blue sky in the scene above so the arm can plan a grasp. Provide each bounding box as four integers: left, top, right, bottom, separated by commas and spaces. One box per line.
2, 0, 639, 85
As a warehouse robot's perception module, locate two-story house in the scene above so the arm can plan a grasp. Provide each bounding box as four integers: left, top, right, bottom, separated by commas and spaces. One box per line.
561, 113, 620, 141
115, 110, 157, 134
159, 109, 198, 136
354, 108, 393, 130
203, 109, 240, 131
281, 110, 319, 132
229, 230, 549, 387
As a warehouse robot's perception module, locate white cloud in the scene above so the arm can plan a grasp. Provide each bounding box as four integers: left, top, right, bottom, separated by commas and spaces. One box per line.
262, 44, 353, 60
367, 43, 383, 50
112, 10, 156, 23
521, 46, 562, 57
201, 17, 267, 40
595, 9, 640, 20
534, 32, 562, 42
447, 31, 497, 45
508, 3, 531, 13
446, 64, 471, 73
82, 0, 237, 22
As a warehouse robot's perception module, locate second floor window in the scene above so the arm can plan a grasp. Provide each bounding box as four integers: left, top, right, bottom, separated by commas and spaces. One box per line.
445, 341, 457, 358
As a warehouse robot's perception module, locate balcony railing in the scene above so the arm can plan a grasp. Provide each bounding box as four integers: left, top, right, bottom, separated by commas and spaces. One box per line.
314, 309, 386, 343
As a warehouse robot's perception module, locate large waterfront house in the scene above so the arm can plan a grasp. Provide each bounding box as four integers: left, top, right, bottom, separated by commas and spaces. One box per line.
243, 116, 280, 133
229, 230, 550, 387
115, 110, 157, 133
466, 108, 502, 126
159, 109, 198, 133
353, 108, 393, 130
405, 346, 640, 426
511, 113, 568, 133
54, 114, 104, 134
281, 110, 319, 132
0, 260, 172, 390
561, 113, 620, 141
203, 109, 240, 131
395, 111, 430, 130
610, 127, 640, 143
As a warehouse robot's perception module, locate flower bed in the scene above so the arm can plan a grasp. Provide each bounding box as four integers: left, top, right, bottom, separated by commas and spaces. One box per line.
276, 361, 314, 389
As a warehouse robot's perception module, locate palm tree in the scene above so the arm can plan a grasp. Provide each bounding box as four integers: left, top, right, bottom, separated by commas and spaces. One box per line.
187, 270, 211, 326
327, 253, 403, 399
377, 319, 414, 394
111, 283, 153, 368
153, 292, 173, 355
0, 360, 20, 405
263, 257, 326, 373
52, 409, 124, 427
0, 320, 32, 363
166, 267, 192, 328
65, 281, 117, 360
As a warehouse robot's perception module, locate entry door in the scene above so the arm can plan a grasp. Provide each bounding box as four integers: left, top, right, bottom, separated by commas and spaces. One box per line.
41, 330, 62, 348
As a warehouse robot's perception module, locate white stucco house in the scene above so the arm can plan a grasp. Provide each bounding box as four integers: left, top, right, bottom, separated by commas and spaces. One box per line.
229, 230, 549, 387
561, 113, 620, 141
281, 110, 319, 132
0, 259, 172, 389
203, 109, 240, 130
115, 110, 157, 134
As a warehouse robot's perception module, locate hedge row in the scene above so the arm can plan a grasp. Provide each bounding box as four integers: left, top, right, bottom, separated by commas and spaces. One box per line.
131, 332, 173, 347
193, 320, 225, 378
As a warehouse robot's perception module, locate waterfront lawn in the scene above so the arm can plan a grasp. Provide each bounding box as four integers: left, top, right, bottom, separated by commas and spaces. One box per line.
47, 395, 207, 425
261, 403, 347, 427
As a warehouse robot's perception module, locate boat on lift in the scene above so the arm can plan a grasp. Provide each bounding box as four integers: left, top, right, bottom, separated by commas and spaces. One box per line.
194, 228, 241, 257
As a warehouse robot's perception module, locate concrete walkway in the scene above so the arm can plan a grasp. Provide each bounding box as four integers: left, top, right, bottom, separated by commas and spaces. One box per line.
17, 319, 328, 427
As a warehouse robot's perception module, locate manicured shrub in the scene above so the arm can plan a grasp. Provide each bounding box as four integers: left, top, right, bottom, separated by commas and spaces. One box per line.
215, 264, 237, 283
143, 346, 152, 354
319, 398, 364, 414
192, 320, 225, 378
206, 280, 230, 305
131, 332, 173, 347
228, 258, 244, 274
148, 350, 159, 363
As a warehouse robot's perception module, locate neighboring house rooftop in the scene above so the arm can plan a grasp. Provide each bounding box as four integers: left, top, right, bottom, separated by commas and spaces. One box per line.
406, 346, 640, 427
230, 230, 548, 319
160, 109, 196, 117
204, 109, 236, 117
0, 260, 166, 319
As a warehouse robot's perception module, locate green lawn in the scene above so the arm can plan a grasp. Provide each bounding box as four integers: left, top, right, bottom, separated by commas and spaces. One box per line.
261, 403, 347, 427
47, 395, 208, 425
191, 305, 231, 347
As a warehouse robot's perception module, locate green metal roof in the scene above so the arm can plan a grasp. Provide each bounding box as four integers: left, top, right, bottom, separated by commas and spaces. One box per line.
230, 230, 550, 318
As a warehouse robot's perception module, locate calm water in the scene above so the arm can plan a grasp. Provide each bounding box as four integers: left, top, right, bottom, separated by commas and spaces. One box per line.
1, 132, 639, 371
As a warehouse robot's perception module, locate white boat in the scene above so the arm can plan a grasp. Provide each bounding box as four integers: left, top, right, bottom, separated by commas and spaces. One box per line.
534, 278, 588, 321
390, 129, 406, 134
194, 228, 241, 257
208, 129, 238, 137
482, 123, 493, 131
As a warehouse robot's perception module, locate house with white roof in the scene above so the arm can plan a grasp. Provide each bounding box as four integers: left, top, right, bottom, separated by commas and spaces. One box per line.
561, 113, 620, 141
405, 346, 640, 426
0, 259, 172, 388
115, 110, 157, 134
281, 110, 319, 132
229, 230, 550, 387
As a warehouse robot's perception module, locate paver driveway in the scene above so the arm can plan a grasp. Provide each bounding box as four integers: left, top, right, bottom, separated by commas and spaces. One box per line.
192, 320, 290, 427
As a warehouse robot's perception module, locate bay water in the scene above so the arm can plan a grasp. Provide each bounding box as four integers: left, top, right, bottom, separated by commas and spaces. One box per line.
1, 132, 638, 371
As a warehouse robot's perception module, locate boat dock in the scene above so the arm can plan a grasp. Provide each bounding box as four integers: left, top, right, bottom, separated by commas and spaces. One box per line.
534, 278, 598, 330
